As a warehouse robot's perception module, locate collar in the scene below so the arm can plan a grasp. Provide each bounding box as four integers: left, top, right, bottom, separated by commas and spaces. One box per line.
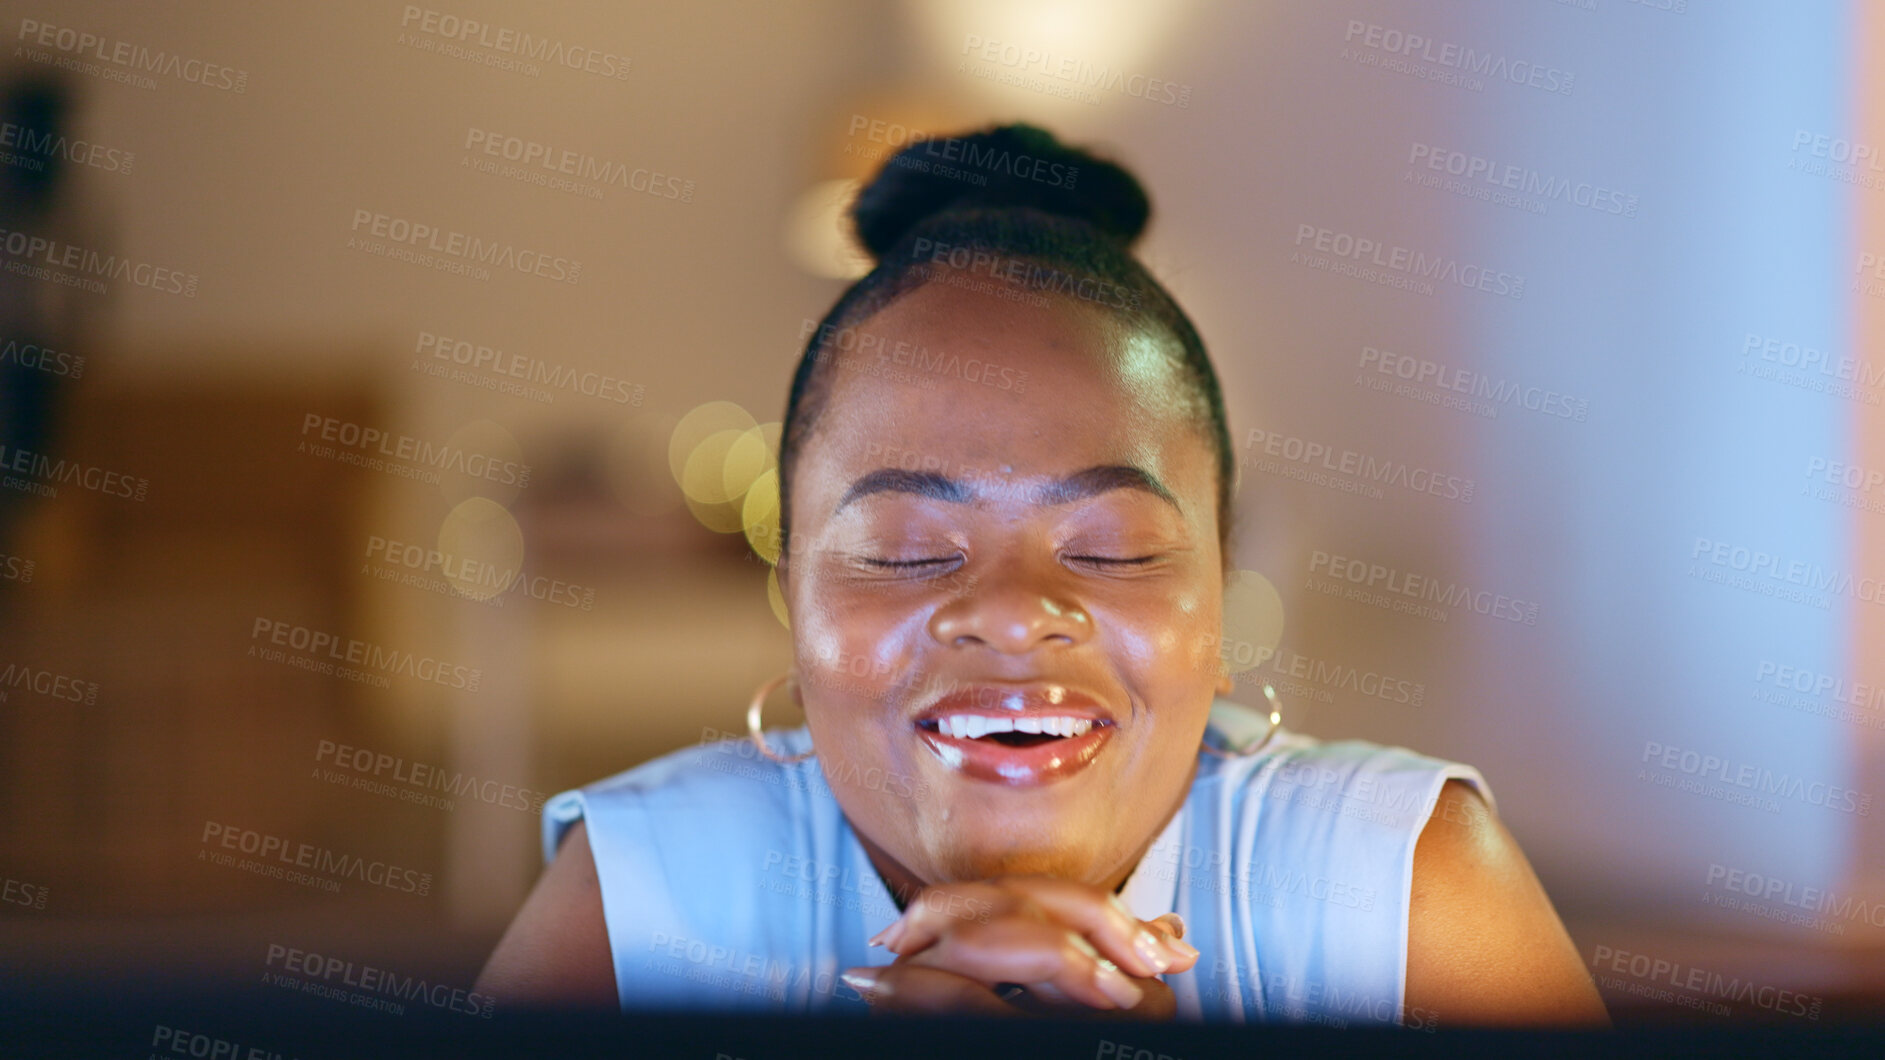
1116, 793, 1185, 922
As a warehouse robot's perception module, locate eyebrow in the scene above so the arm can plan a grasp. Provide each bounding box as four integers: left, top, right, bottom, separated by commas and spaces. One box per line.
834, 464, 1182, 515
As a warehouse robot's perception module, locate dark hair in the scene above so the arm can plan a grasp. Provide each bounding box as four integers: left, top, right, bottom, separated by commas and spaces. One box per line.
777, 122, 1236, 570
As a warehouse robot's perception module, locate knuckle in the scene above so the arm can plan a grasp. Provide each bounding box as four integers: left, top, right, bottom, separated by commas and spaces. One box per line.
1053, 935, 1094, 971
933, 916, 1008, 961
942, 921, 1062, 980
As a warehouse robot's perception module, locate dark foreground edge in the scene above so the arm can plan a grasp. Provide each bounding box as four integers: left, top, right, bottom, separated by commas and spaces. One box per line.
2, 977, 1880, 1060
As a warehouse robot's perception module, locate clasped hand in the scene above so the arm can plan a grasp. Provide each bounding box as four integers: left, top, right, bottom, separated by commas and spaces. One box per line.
842, 876, 1199, 1018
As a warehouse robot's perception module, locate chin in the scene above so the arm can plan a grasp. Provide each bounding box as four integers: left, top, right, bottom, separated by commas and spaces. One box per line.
928, 827, 1103, 884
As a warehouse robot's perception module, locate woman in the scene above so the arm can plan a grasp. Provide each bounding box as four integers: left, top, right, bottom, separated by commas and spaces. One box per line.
476, 124, 1609, 1026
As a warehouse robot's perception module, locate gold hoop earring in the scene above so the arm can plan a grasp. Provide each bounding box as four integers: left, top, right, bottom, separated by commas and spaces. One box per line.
1200, 683, 1283, 759
747, 671, 815, 764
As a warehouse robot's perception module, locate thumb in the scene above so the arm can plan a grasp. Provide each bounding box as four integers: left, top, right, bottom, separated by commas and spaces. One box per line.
1148, 912, 1187, 941
1146, 913, 1199, 968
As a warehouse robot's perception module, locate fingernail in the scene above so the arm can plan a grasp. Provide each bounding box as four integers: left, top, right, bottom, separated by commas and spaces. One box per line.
867, 917, 905, 950
1093, 958, 1144, 1009
1153, 912, 1186, 940
1132, 929, 1172, 973
841, 967, 885, 997
1165, 935, 1200, 961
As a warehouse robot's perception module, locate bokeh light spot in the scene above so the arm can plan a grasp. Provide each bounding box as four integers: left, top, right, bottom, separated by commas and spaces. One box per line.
1221, 568, 1285, 674
744, 468, 782, 564
767, 565, 790, 629
669, 401, 756, 486
437, 497, 526, 601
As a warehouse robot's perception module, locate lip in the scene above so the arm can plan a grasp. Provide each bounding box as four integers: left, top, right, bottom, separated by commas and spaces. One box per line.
911, 684, 1118, 787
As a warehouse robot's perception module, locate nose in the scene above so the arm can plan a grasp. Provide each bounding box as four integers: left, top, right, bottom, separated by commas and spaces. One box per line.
926, 556, 1093, 653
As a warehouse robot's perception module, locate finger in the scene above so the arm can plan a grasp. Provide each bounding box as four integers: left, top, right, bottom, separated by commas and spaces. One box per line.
872, 880, 1015, 956
995, 980, 1096, 1018
842, 963, 1021, 1017
1004, 970, 1180, 1021
876, 876, 1186, 979
879, 876, 1164, 978
905, 915, 1145, 1011
1145, 912, 1201, 971
987, 875, 1188, 978
1122, 973, 1179, 1021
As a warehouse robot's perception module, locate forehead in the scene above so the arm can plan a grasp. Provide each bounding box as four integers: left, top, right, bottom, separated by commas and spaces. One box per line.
796, 279, 1212, 507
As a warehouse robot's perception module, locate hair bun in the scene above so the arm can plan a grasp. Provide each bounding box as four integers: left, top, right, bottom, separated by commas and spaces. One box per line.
850, 122, 1150, 260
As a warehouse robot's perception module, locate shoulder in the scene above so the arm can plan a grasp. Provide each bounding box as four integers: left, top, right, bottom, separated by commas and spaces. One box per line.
1217, 732, 1607, 1025
1405, 780, 1611, 1026
487, 727, 835, 1011
543, 725, 825, 865
1202, 721, 1492, 835
543, 726, 838, 936
1203, 700, 1484, 796
1183, 724, 1497, 1023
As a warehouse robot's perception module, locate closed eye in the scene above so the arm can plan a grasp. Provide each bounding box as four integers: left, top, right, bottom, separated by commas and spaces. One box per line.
1067, 555, 1159, 567
861, 557, 958, 570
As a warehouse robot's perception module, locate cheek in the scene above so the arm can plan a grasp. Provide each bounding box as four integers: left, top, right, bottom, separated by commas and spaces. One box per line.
793, 592, 928, 704
1174, 589, 1224, 672
1098, 587, 1221, 688
792, 596, 930, 802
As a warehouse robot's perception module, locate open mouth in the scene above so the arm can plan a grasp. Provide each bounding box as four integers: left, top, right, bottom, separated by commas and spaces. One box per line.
908, 685, 1119, 785
912, 712, 1118, 785
915, 715, 1105, 747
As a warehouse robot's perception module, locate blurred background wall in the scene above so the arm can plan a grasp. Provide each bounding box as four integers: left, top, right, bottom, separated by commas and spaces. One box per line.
1, 0, 1880, 1024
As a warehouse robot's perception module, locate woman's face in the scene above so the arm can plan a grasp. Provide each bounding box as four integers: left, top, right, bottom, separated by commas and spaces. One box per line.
780, 277, 1228, 894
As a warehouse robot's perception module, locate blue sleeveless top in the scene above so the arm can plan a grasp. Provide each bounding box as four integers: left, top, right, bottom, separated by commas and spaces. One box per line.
541, 698, 1492, 1026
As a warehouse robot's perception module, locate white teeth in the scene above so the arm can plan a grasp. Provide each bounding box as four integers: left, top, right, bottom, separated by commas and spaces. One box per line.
932, 715, 1098, 739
